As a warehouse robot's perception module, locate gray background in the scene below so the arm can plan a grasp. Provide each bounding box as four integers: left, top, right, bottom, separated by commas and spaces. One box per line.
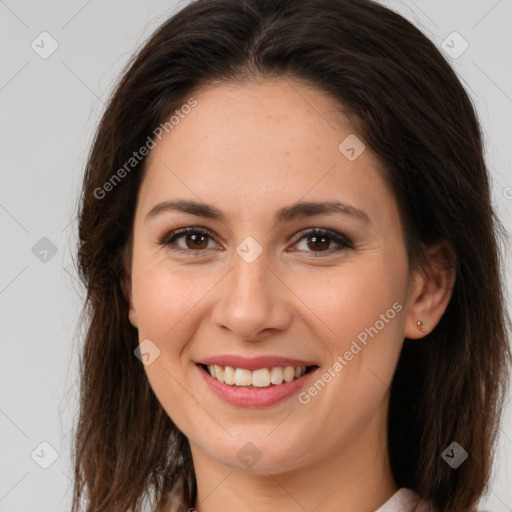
0, 1, 511, 510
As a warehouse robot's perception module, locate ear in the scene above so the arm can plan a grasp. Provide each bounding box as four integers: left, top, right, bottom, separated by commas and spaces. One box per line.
122, 272, 138, 329
404, 241, 456, 340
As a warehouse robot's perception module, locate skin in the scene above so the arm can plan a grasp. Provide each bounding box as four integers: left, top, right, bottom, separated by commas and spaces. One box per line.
124, 78, 455, 512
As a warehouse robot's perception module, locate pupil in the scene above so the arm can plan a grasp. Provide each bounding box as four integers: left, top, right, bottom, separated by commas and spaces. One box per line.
187, 233, 207, 249
308, 235, 329, 251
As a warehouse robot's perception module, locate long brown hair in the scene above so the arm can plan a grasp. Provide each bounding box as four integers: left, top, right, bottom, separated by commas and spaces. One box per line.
72, 0, 511, 510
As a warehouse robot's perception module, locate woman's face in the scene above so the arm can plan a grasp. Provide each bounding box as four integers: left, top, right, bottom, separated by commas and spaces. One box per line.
126, 79, 420, 474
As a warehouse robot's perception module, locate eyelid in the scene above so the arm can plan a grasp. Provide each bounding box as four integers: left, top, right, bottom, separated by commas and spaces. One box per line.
289, 227, 354, 251
159, 226, 220, 254
158, 226, 354, 255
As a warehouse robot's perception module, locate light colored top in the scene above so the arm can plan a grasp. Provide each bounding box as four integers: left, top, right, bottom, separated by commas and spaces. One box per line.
375, 488, 436, 512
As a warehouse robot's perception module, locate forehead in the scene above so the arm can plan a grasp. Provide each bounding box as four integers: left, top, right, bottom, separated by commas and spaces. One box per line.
138, 79, 395, 227
157, 79, 354, 161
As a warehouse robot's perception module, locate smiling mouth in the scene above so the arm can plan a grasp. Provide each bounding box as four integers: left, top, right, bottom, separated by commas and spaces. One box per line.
198, 363, 318, 388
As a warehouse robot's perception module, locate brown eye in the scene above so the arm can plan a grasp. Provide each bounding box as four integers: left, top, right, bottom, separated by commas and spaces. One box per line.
160, 227, 217, 254
305, 234, 331, 252
292, 228, 353, 256
160, 227, 353, 257
184, 232, 209, 250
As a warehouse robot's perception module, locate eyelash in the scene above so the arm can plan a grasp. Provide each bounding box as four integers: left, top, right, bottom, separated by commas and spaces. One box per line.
158, 226, 354, 257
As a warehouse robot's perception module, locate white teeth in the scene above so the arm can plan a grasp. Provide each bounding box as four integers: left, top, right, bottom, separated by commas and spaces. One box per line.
205, 364, 309, 387
252, 368, 271, 387
234, 368, 252, 386
214, 365, 224, 383
270, 367, 284, 384
223, 366, 235, 385
283, 366, 296, 382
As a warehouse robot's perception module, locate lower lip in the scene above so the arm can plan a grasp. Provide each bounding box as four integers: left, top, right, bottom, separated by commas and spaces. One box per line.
196, 364, 318, 408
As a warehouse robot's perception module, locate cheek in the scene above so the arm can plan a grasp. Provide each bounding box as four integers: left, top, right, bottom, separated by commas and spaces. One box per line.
293, 258, 407, 420
132, 257, 219, 345
131, 261, 217, 431
294, 256, 408, 417
293, 257, 406, 353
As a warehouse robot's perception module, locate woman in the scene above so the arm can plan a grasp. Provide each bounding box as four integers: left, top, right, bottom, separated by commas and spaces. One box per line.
71, 0, 511, 511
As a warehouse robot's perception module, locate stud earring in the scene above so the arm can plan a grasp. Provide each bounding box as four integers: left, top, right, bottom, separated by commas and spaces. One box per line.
417, 320, 427, 332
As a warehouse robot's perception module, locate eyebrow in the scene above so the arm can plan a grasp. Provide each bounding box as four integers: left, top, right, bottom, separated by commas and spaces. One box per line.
144, 199, 371, 225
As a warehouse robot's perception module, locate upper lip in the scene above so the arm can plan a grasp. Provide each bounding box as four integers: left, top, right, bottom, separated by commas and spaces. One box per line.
197, 354, 318, 371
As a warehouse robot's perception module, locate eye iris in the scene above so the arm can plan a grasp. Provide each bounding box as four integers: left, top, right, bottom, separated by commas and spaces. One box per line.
186, 233, 208, 250
307, 234, 330, 251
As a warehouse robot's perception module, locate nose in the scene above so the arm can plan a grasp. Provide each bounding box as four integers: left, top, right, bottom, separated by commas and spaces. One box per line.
210, 253, 293, 341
